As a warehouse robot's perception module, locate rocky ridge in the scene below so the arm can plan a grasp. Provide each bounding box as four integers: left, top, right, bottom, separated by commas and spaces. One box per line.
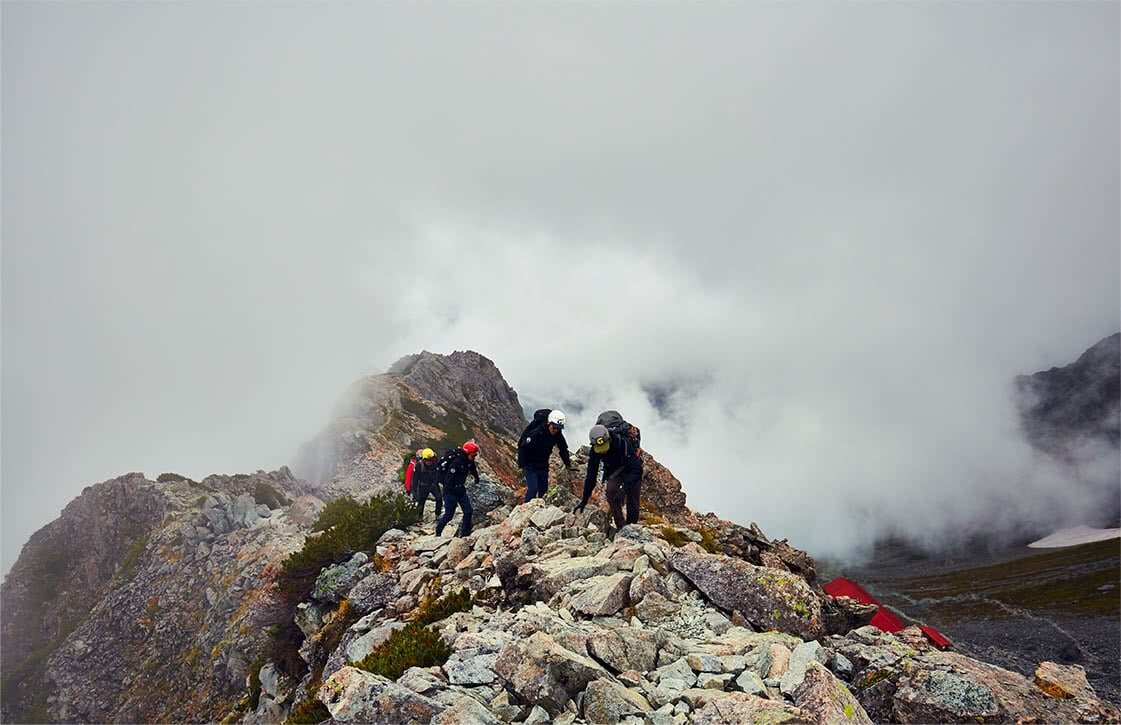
239, 493, 1119, 724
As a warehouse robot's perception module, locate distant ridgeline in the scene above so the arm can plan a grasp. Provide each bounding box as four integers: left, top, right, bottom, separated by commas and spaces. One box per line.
2, 349, 1118, 723
1015, 332, 1121, 524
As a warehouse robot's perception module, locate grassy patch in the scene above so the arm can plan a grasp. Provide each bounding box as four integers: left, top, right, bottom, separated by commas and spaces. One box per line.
117, 533, 150, 581
885, 539, 1121, 620
351, 622, 451, 681
660, 525, 689, 548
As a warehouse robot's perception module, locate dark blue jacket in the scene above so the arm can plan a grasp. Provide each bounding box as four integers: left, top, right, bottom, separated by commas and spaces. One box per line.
517, 421, 572, 469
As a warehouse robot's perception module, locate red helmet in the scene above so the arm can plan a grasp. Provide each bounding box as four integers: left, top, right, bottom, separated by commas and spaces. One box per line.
462, 441, 479, 457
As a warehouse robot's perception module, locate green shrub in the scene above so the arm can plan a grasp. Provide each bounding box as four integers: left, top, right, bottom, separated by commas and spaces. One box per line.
279, 494, 420, 603
413, 588, 474, 626
285, 697, 331, 724
351, 622, 450, 681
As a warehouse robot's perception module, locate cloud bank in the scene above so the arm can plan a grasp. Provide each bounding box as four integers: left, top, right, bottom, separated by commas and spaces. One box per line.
4, 2, 1118, 573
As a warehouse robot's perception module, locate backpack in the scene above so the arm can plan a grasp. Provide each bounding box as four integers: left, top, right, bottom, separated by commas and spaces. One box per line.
437, 448, 460, 475
596, 410, 641, 451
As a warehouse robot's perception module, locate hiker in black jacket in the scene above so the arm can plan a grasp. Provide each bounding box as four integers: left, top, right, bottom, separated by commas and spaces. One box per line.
577, 424, 643, 529
412, 448, 442, 518
436, 441, 480, 537
517, 409, 572, 502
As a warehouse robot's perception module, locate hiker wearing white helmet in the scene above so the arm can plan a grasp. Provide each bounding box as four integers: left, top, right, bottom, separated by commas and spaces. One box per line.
517, 408, 573, 502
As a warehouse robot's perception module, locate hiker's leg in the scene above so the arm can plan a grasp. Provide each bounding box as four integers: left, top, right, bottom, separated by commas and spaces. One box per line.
458, 492, 474, 537
605, 469, 626, 530
536, 467, 549, 499
624, 478, 642, 525
524, 467, 542, 502
434, 484, 443, 517
435, 490, 457, 536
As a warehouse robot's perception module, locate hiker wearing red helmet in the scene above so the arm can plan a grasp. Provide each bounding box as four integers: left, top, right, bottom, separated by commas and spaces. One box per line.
435, 441, 480, 537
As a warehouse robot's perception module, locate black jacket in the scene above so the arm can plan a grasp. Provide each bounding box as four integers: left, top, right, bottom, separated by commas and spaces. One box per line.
438, 449, 479, 493
517, 422, 572, 469
412, 460, 441, 490
581, 431, 642, 504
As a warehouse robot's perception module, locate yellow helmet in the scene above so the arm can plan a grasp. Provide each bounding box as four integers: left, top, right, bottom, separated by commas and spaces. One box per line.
420, 448, 436, 459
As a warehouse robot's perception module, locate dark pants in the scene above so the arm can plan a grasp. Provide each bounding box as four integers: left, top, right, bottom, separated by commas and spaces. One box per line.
523, 466, 549, 502
415, 482, 442, 517
436, 488, 473, 537
605, 468, 641, 529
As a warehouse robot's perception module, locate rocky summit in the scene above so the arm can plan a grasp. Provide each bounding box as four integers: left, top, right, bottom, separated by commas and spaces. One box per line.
3, 350, 1119, 724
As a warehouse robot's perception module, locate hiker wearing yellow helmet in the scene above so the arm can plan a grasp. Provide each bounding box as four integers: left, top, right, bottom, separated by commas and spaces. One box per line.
412, 447, 442, 518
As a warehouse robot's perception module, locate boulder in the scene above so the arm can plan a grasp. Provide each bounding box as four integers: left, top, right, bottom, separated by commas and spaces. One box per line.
287, 495, 326, 528
533, 557, 618, 598
569, 573, 633, 617
582, 678, 653, 724
494, 631, 608, 714
530, 505, 569, 530
443, 649, 499, 685
791, 662, 872, 724
312, 553, 370, 603
669, 551, 824, 640
892, 668, 1001, 723
430, 691, 501, 724
586, 627, 661, 674
779, 640, 827, 695
316, 666, 445, 723
1033, 661, 1096, 700
734, 669, 767, 697
691, 692, 811, 724
347, 573, 400, 615
629, 569, 672, 604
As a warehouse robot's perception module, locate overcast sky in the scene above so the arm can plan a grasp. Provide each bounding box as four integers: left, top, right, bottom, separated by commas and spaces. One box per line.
3, 2, 1118, 576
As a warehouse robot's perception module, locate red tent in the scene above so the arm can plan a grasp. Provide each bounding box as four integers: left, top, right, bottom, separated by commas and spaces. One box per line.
824, 576, 951, 649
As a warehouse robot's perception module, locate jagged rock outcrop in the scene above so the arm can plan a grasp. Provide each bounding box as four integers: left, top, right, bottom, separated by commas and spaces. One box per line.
1, 469, 308, 723
293, 351, 527, 499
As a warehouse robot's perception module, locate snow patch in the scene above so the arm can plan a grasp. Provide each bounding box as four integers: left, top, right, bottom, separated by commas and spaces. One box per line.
1027, 525, 1121, 548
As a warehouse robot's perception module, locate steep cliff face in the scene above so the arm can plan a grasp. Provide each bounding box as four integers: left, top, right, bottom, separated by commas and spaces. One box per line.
1, 469, 311, 724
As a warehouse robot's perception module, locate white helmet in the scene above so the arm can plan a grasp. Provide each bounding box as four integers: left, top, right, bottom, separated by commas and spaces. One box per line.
547, 410, 566, 429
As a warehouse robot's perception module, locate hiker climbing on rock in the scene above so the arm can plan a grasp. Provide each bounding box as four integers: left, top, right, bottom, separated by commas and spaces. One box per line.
411, 448, 442, 518
435, 441, 480, 537
517, 408, 573, 502
577, 411, 643, 530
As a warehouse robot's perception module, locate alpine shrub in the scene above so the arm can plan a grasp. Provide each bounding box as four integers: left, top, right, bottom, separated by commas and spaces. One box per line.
413, 587, 474, 626
278, 494, 420, 603
351, 622, 451, 681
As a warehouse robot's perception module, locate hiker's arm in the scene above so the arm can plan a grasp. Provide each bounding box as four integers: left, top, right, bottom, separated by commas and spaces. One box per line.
581, 455, 600, 506
470, 460, 480, 484
558, 433, 572, 469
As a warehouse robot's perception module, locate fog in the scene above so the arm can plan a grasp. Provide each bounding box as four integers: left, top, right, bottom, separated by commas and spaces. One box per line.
4, 2, 1118, 575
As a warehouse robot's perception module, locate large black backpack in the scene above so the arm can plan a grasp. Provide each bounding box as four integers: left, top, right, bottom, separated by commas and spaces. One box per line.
596, 410, 641, 451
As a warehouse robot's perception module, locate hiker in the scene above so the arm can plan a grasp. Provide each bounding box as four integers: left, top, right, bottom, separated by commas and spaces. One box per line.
577, 422, 643, 529
517, 409, 573, 502
403, 448, 423, 496
411, 448, 442, 518
435, 441, 480, 537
